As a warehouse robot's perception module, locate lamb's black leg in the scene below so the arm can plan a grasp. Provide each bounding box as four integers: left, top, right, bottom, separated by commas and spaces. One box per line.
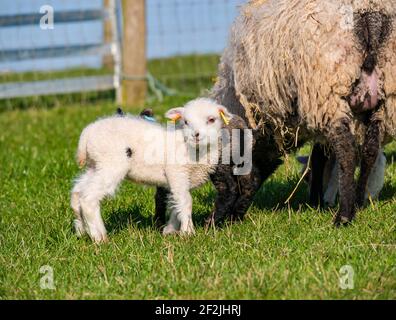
205, 165, 239, 227
230, 169, 262, 221
154, 187, 170, 228
309, 143, 329, 208
223, 130, 283, 218
356, 114, 382, 207
231, 157, 282, 220
327, 119, 357, 226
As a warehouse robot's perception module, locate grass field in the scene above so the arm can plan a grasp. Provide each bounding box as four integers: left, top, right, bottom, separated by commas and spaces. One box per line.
1, 57, 396, 300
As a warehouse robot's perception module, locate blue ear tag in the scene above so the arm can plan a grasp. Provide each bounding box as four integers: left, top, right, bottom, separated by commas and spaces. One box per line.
143, 115, 157, 122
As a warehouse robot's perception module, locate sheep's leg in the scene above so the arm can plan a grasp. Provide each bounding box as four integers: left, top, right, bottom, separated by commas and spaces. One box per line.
205, 165, 239, 227
176, 191, 194, 235
231, 157, 282, 220
356, 115, 382, 207
154, 187, 170, 229
323, 161, 339, 207
164, 174, 194, 235
309, 144, 329, 208
366, 151, 386, 201
78, 167, 127, 243
327, 119, 357, 225
231, 164, 263, 220
70, 190, 86, 237
71, 169, 97, 237
80, 197, 108, 243
162, 209, 180, 235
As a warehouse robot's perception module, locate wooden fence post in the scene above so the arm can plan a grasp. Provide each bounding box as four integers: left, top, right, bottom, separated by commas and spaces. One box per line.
103, 0, 114, 70
121, 0, 147, 107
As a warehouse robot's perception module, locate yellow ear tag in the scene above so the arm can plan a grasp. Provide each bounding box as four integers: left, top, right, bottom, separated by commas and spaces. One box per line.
171, 114, 182, 123
220, 111, 230, 125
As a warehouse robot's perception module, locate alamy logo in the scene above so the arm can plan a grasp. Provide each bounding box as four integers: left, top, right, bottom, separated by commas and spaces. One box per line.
40, 5, 54, 30
340, 5, 354, 30
39, 265, 56, 290
142, 124, 253, 175
339, 265, 354, 290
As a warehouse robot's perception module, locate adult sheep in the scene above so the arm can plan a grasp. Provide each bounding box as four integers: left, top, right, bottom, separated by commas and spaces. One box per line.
211, 0, 396, 225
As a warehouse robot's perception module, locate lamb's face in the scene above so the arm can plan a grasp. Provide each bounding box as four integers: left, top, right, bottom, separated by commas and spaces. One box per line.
165, 98, 233, 148
182, 105, 225, 147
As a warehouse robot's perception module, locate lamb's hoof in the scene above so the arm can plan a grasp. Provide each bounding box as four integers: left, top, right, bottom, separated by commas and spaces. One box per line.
324, 201, 336, 208
162, 225, 178, 236
74, 219, 86, 237
92, 235, 109, 244
356, 195, 366, 209
229, 214, 244, 224
154, 220, 166, 231
88, 229, 108, 244
180, 221, 195, 237
334, 214, 352, 227
204, 215, 215, 230
179, 229, 195, 237
204, 212, 231, 230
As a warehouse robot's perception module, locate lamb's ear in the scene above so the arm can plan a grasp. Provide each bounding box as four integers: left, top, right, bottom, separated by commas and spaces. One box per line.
218, 105, 233, 124
165, 107, 185, 122
218, 105, 233, 119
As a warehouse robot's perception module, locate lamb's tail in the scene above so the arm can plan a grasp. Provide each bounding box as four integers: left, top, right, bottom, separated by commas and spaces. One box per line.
354, 11, 392, 73
76, 128, 90, 167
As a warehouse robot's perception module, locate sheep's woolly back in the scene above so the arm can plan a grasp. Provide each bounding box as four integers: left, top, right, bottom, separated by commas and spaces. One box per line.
212, 0, 396, 148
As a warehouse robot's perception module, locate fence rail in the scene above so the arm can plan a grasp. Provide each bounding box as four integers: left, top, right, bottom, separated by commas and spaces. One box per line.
0, 44, 112, 63
0, 0, 120, 102
0, 76, 115, 99
0, 0, 243, 106
0, 9, 108, 27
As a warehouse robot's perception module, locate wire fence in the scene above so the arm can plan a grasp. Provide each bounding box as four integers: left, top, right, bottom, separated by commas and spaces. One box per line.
147, 0, 244, 97
0, 0, 244, 110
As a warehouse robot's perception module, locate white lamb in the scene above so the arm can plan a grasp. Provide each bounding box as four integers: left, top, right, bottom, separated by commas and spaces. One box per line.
71, 98, 234, 243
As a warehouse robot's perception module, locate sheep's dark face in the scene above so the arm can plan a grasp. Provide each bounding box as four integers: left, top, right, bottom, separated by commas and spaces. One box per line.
165, 98, 233, 148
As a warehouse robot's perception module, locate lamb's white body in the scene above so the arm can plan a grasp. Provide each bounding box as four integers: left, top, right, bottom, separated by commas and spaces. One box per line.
71, 98, 232, 243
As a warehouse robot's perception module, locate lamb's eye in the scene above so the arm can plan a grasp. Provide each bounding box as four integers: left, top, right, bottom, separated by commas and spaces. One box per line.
184, 120, 188, 125
208, 117, 216, 124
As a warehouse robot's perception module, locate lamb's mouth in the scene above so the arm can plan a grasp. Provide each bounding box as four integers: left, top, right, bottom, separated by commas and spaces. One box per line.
186, 136, 204, 145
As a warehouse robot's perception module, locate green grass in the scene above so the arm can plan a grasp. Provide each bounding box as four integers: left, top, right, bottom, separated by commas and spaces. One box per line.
149, 54, 219, 95
0, 67, 114, 112
0, 54, 219, 112
0, 67, 111, 84
0, 55, 396, 299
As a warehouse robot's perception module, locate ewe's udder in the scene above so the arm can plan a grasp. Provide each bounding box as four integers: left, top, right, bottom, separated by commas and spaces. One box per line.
349, 70, 379, 113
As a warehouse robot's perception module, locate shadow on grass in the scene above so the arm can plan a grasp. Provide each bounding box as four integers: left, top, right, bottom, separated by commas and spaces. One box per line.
104, 176, 331, 235
253, 177, 311, 211
379, 181, 396, 202
106, 205, 156, 235
384, 150, 396, 163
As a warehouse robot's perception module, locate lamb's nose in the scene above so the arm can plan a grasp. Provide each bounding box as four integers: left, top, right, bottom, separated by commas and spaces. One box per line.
195, 132, 200, 138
